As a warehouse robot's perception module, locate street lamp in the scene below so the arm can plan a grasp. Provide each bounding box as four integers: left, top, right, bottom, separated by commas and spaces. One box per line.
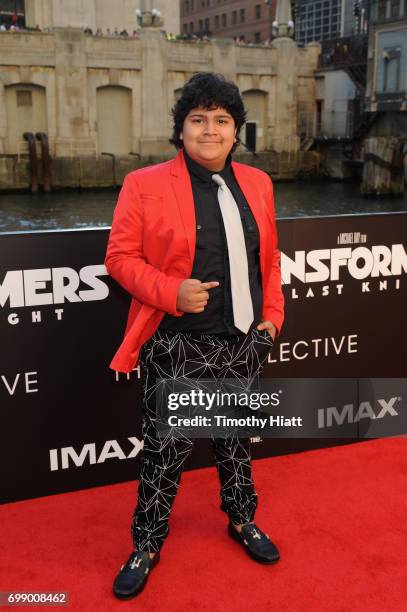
135, 2, 163, 27
266, 0, 294, 39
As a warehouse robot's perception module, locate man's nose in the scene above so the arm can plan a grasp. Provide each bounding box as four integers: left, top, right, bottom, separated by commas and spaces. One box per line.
203, 120, 218, 134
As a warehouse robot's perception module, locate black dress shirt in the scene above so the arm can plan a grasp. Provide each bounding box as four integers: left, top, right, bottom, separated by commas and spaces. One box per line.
158, 149, 263, 336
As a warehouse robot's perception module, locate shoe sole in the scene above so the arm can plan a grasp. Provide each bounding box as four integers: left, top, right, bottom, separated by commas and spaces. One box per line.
113, 553, 160, 600
228, 524, 280, 565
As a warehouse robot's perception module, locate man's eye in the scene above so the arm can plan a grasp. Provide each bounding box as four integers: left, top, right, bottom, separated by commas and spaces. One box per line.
192, 118, 203, 123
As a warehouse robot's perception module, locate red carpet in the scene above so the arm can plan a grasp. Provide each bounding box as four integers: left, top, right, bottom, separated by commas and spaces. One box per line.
1, 438, 407, 611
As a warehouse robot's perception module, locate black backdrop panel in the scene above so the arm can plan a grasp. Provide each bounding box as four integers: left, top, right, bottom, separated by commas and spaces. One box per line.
269, 215, 407, 378
1, 214, 406, 503
255, 214, 407, 460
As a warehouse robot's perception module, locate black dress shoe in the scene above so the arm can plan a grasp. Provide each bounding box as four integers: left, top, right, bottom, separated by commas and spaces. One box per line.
113, 550, 160, 600
228, 522, 280, 564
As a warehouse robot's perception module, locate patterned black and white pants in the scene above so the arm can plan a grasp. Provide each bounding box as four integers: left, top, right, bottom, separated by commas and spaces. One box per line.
131, 327, 274, 552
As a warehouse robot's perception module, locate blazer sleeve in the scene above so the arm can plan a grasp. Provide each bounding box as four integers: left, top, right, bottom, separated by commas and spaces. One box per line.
262, 176, 285, 335
104, 173, 185, 316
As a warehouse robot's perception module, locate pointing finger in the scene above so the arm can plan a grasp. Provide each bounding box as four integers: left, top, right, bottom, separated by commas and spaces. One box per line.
200, 281, 220, 290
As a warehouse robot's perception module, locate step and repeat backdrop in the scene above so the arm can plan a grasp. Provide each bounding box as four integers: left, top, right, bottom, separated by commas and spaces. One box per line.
1, 213, 406, 503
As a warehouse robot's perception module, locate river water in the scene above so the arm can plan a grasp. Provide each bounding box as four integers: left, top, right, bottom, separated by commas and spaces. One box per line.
1, 180, 406, 233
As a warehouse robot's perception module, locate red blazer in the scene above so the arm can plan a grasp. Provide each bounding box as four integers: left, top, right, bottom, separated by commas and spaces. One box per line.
104, 149, 284, 373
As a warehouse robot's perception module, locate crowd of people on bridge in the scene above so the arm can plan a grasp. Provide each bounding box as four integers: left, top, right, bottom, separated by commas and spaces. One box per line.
0, 21, 275, 47
167, 32, 275, 46
84, 26, 135, 37
0, 23, 137, 37
0, 22, 41, 32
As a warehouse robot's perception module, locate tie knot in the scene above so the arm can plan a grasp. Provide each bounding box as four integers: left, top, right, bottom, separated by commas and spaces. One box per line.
212, 173, 226, 188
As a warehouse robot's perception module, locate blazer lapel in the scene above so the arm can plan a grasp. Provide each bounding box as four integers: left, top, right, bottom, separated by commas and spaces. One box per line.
170, 149, 196, 264
231, 161, 268, 230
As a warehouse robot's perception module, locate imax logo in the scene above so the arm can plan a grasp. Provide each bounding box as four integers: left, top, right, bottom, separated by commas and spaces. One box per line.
49, 437, 143, 471
0, 265, 109, 308
281, 244, 407, 285
317, 397, 400, 428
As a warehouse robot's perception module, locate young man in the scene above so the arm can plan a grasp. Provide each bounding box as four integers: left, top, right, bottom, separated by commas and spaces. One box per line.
105, 72, 284, 599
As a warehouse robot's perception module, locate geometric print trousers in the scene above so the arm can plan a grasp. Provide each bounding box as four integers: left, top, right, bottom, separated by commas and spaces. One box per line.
131, 327, 274, 552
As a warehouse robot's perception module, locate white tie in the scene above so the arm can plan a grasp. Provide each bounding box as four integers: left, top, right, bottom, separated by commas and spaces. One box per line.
212, 174, 254, 334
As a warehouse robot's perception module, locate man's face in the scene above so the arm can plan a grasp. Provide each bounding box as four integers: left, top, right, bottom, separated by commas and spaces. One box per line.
180, 106, 237, 171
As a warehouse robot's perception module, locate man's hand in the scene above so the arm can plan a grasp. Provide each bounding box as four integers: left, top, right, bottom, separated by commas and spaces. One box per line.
257, 320, 277, 341
177, 279, 219, 313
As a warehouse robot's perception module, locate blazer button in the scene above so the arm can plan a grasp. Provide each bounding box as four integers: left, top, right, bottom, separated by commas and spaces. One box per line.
197, 224, 202, 230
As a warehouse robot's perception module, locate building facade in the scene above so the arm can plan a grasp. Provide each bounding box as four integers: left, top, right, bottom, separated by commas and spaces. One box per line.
294, 0, 341, 44
0, 26, 321, 190
366, 0, 407, 112
20, 0, 180, 36
180, 0, 275, 44
293, 0, 369, 45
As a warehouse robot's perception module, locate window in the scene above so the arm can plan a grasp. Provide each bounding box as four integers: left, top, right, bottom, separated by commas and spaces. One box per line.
222, 13, 226, 27
205, 17, 210, 31
255, 4, 261, 19
378, 0, 387, 19
191, 0, 194, 10
383, 47, 401, 91
254, 32, 261, 43
189, 21, 194, 32
240, 8, 245, 23
390, 0, 400, 17
183, 23, 188, 33
199, 19, 203, 30
215, 14, 220, 28
232, 10, 237, 24
185, 0, 189, 13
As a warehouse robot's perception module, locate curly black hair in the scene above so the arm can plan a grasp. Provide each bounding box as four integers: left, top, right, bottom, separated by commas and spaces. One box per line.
169, 72, 247, 153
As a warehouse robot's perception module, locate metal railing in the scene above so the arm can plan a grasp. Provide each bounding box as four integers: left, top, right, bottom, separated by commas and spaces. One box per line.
318, 35, 368, 71
16, 140, 99, 161
298, 111, 354, 140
